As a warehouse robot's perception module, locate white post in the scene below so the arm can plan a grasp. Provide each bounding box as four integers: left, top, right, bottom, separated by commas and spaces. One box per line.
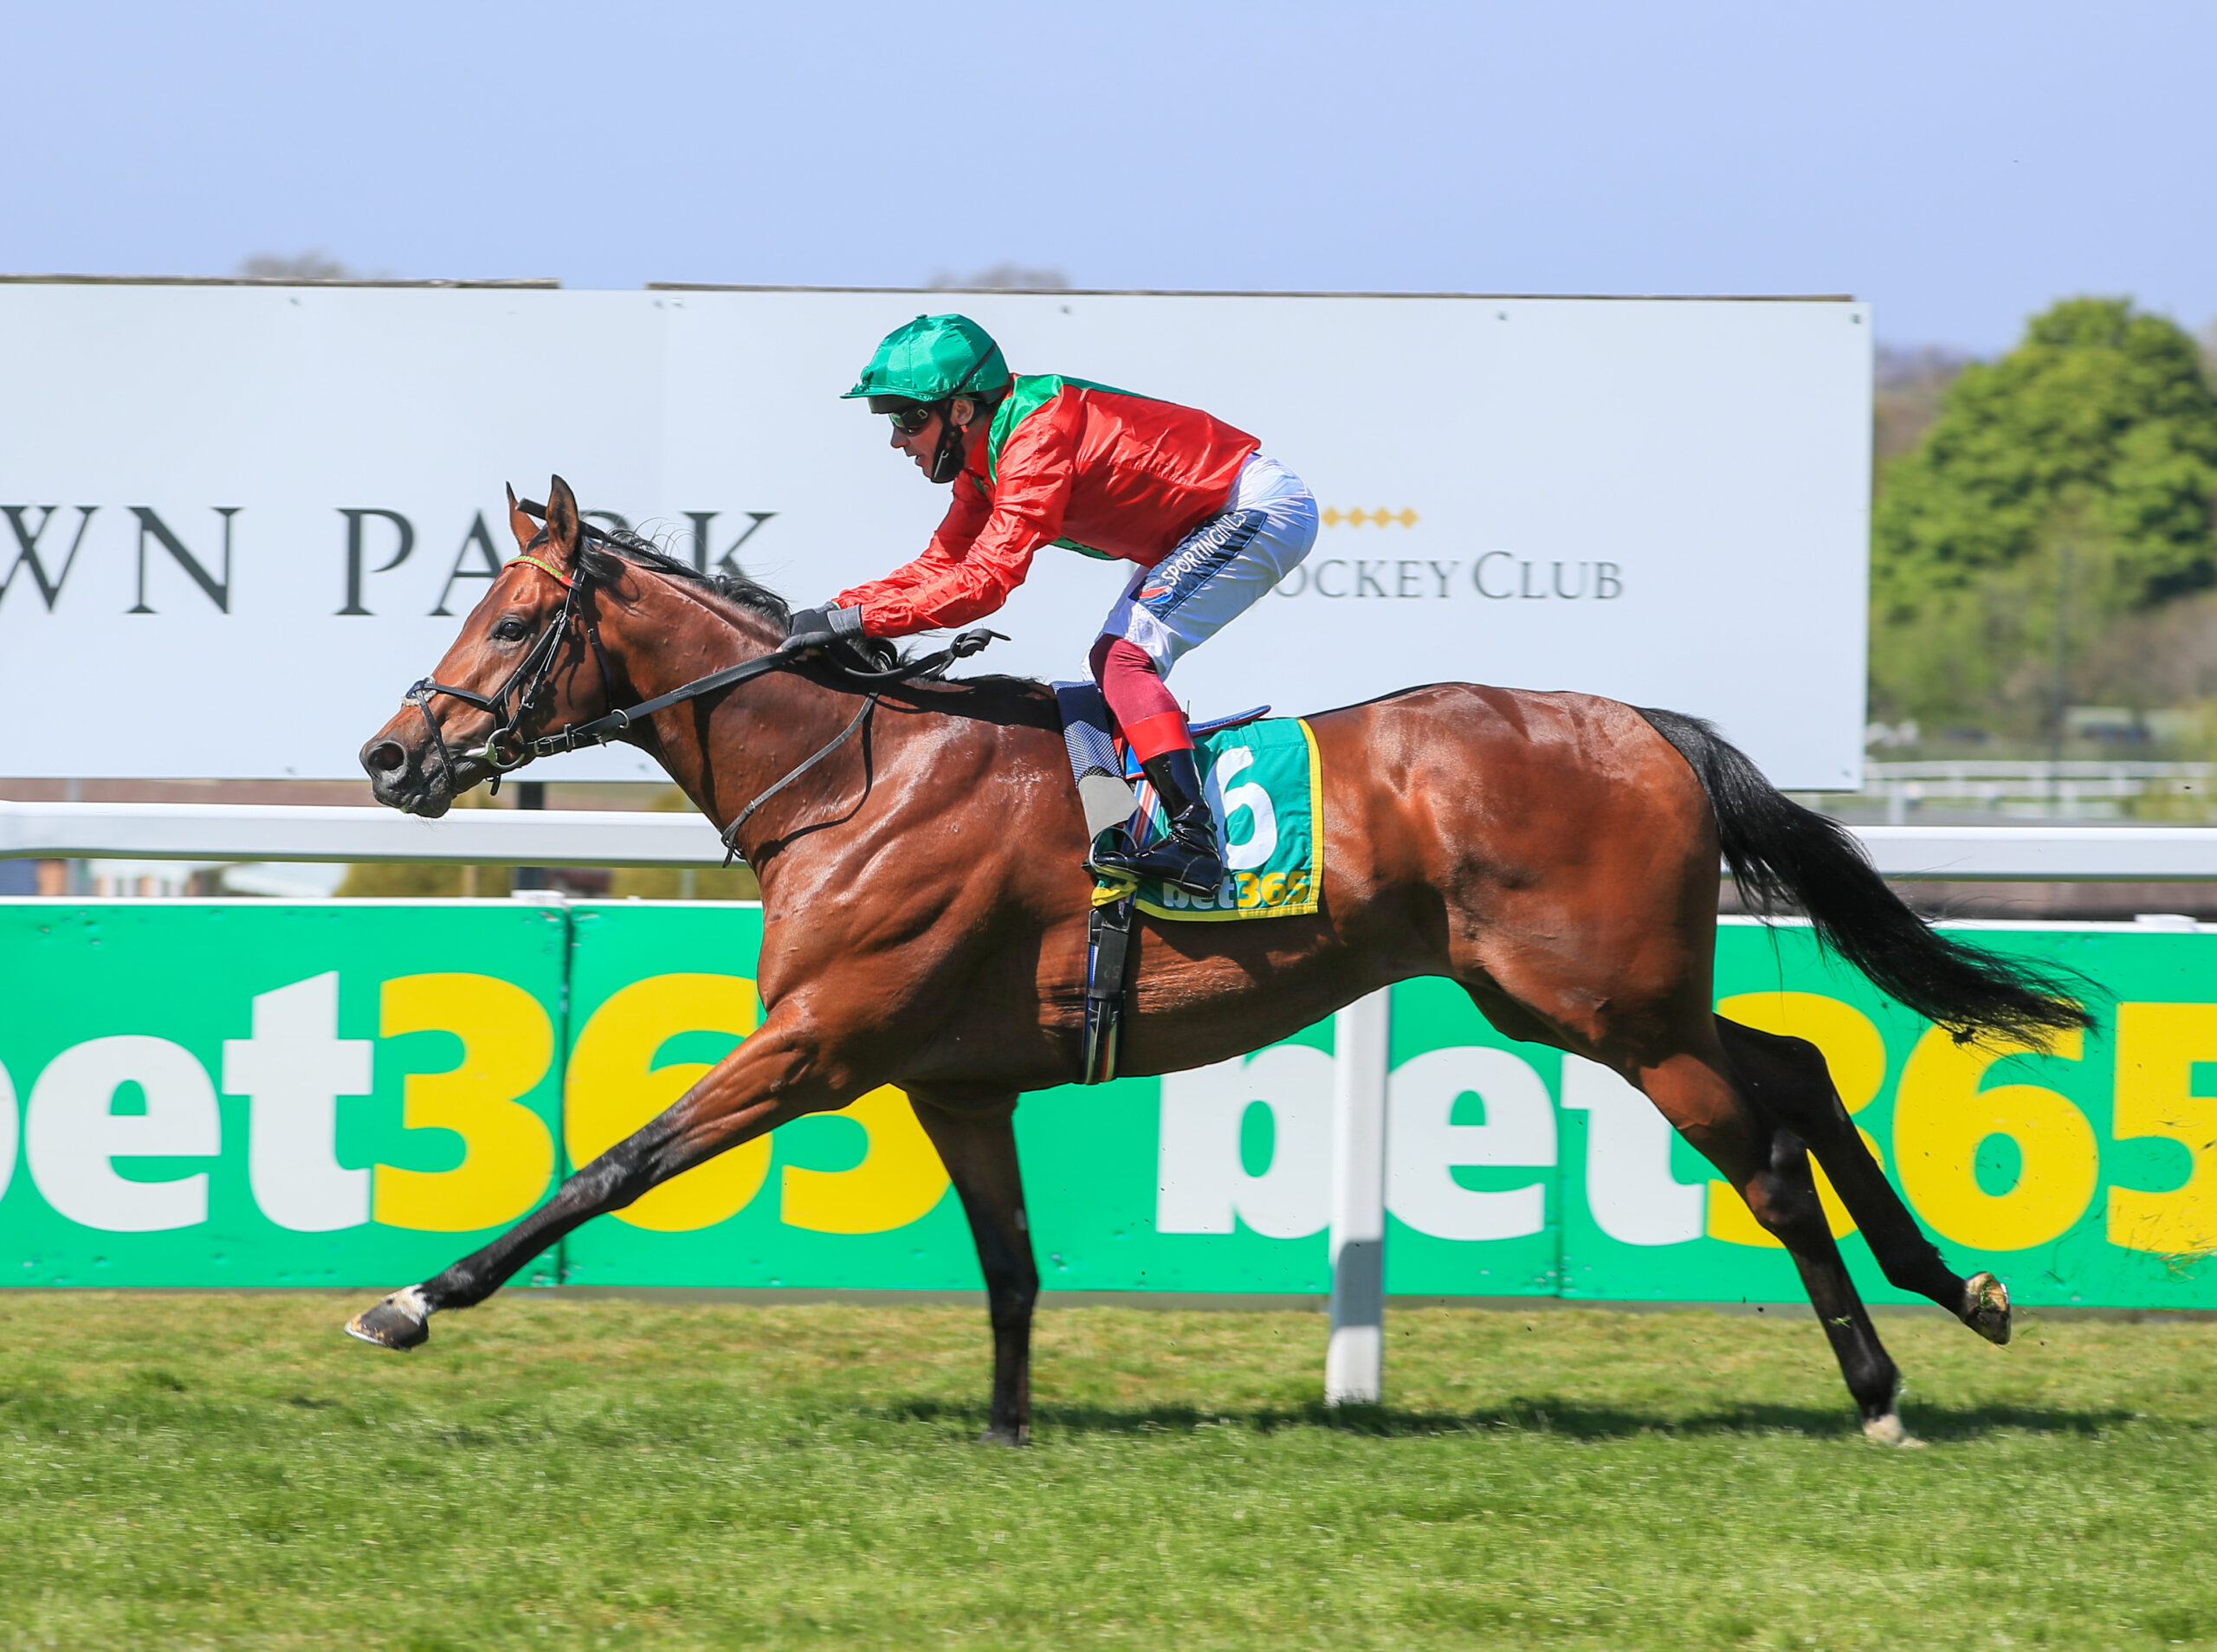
1326, 987, 1391, 1405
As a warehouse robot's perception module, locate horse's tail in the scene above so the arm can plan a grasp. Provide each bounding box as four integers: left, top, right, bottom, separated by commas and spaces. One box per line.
1636, 707, 2092, 1044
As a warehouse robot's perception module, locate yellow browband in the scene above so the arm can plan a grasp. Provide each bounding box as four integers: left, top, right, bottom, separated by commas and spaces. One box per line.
506, 553, 572, 588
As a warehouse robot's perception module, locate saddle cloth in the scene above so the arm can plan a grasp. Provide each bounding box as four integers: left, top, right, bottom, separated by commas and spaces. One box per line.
1052, 682, 1323, 921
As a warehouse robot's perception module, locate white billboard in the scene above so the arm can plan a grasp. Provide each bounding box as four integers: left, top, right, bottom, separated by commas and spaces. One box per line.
0, 284, 1870, 787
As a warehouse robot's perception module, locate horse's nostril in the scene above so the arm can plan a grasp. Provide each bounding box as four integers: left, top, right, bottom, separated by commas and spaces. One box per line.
364, 740, 408, 775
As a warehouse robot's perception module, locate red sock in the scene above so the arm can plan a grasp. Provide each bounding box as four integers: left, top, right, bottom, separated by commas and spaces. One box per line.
1089, 636, 1191, 761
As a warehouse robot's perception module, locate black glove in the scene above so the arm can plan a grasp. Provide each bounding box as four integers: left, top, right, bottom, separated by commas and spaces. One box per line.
787, 604, 864, 648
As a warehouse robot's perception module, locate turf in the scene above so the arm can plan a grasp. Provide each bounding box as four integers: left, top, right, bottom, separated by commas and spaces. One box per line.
2, 1294, 2212, 1649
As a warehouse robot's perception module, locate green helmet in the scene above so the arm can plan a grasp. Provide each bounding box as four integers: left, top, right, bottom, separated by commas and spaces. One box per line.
843, 313, 1011, 407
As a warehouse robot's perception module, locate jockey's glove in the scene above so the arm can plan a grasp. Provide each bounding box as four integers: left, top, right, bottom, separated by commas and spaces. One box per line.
788, 604, 864, 648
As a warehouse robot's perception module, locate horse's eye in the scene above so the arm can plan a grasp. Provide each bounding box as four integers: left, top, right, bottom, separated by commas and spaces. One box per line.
493, 616, 529, 642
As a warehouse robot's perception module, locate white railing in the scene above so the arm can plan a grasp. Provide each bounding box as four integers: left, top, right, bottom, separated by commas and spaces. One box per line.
1850, 824, 2217, 880
6, 800, 2217, 880
1866, 759, 2215, 784
0, 799, 726, 867
1849, 759, 2216, 824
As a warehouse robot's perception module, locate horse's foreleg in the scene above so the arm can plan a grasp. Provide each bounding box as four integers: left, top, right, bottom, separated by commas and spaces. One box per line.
908, 1092, 1037, 1446
346, 1010, 855, 1351
1716, 1016, 2010, 1345
1638, 1046, 1913, 1443
345, 1111, 701, 1347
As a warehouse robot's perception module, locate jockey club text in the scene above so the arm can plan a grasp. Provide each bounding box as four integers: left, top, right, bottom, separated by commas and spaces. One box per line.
1272, 553, 1625, 602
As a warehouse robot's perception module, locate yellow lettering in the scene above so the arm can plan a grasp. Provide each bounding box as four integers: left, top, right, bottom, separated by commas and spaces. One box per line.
566, 975, 770, 1232
2108, 1003, 2217, 1255
1707, 992, 1888, 1246
374, 974, 554, 1232
1894, 1026, 2096, 1251
779, 1087, 951, 1234
1718, 992, 1889, 1109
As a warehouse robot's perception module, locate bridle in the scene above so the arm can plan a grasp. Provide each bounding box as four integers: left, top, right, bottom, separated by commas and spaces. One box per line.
404, 544, 611, 794
398, 520, 1001, 855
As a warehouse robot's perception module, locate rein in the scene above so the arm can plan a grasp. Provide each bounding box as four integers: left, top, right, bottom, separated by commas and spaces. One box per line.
398, 524, 1003, 855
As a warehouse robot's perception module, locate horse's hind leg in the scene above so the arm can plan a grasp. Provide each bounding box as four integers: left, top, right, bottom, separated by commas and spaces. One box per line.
1635, 1042, 1913, 1442
1716, 1017, 2011, 1345
908, 1091, 1038, 1447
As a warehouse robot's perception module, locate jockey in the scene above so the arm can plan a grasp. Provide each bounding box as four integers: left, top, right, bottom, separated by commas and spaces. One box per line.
787, 313, 1319, 896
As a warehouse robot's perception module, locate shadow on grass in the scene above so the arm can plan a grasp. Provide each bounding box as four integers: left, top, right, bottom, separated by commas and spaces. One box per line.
876, 1396, 2133, 1442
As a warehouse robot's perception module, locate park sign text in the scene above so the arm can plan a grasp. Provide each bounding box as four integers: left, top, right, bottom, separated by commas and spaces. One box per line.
0, 901, 2208, 1308
0, 284, 1870, 789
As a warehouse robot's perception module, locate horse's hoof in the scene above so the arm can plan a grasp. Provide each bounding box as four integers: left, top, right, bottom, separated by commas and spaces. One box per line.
1962, 1272, 2011, 1345
1861, 1411, 1922, 1447
978, 1424, 1031, 1449
344, 1286, 432, 1352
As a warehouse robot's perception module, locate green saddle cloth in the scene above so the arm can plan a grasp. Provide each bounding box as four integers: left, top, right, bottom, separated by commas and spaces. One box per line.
1110, 716, 1322, 921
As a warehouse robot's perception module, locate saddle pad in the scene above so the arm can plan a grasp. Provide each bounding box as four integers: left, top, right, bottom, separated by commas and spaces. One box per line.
1051, 681, 1322, 921
1127, 716, 1323, 921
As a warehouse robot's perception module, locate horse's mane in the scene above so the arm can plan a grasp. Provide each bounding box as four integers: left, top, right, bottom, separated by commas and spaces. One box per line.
572, 526, 1052, 716
578, 530, 794, 633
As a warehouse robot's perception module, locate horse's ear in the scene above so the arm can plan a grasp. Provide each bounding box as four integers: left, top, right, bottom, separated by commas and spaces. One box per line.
543, 475, 581, 565
505, 484, 539, 552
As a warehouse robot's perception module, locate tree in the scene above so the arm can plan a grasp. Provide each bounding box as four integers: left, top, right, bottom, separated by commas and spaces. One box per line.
924, 262, 1069, 291
237, 250, 353, 280
1871, 344, 1969, 486
1870, 298, 2217, 728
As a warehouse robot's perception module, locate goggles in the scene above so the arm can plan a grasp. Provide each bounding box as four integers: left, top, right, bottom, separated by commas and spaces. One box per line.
886, 403, 939, 436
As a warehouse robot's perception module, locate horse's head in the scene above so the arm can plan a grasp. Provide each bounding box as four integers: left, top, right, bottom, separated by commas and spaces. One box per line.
359, 475, 617, 816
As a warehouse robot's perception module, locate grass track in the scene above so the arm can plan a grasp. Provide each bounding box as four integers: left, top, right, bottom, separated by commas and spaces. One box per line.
2, 1294, 2213, 1649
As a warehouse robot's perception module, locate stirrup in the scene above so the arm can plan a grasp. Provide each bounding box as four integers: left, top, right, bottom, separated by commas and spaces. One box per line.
1089, 829, 1224, 899
1083, 825, 1138, 879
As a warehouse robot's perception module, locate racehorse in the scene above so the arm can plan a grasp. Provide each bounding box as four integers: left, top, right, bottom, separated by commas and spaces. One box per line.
346, 477, 2085, 1446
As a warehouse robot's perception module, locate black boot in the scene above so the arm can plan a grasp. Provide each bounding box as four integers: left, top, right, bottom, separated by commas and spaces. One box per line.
1088, 747, 1225, 898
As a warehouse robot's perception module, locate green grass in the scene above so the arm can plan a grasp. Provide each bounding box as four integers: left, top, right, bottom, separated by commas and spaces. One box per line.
2, 1294, 2213, 1649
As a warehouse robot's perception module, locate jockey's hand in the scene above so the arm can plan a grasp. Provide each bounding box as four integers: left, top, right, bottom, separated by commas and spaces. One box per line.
787, 604, 864, 649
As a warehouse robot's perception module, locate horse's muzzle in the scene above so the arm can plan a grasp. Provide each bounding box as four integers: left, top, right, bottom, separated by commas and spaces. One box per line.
359, 732, 456, 817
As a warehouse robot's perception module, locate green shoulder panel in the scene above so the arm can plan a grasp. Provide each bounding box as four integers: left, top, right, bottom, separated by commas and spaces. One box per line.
984, 376, 1154, 560
984, 375, 1153, 481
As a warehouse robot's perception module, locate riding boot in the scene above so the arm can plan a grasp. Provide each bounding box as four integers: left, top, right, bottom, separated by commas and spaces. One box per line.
1088, 746, 1225, 898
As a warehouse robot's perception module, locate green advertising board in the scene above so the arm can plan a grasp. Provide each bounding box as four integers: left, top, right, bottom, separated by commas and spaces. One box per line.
1, 901, 2211, 1307
1550, 920, 2217, 1311
559, 900, 981, 1289
0, 901, 567, 1287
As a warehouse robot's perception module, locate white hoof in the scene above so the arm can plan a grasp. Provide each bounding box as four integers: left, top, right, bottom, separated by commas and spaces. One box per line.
1861, 1412, 1922, 1447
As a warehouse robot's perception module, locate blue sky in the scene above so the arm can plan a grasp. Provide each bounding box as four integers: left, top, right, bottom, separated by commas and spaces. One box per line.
5, 1, 2213, 353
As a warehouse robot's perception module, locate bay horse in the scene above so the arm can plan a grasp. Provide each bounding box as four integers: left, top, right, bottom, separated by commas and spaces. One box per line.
346, 477, 2084, 1446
